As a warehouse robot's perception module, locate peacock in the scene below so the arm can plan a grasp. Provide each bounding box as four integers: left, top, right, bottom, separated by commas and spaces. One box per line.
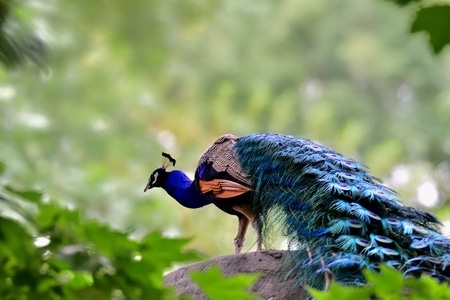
144, 133, 450, 289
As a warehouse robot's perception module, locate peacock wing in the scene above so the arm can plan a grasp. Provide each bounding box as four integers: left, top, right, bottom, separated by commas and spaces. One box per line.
196, 134, 253, 199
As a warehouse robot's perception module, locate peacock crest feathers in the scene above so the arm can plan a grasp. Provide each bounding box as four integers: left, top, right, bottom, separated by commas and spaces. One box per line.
161, 152, 176, 169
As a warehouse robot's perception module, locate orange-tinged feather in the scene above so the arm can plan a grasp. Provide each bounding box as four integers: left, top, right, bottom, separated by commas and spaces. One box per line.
198, 179, 252, 198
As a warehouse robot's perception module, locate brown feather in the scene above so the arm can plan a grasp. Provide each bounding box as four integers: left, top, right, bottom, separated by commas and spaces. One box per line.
197, 134, 252, 187
198, 179, 252, 198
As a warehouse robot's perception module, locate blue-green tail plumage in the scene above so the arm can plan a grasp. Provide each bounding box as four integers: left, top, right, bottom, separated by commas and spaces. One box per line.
234, 133, 449, 289
145, 133, 450, 290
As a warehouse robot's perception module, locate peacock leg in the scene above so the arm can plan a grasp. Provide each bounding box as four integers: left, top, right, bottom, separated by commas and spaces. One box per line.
232, 203, 262, 252
252, 216, 264, 251
234, 215, 250, 254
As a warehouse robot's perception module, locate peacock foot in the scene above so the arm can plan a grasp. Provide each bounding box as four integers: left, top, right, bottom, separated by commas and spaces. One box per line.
234, 237, 246, 254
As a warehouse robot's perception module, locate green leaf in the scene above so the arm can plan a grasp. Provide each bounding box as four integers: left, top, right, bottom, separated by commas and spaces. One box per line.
140, 232, 203, 269
35, 202, 63, 229
404, 276, 450, 300
0, 217, 33, 265
4, 185, 43, 203
66, 271, 94, 289
190, 266, 259, 300
308, 284, 372, 300
310, 265, 450, 300
37, 278, 59, 293
411, 5, 450, 53
80, 221, 137, 257
384, 0, 421, 7
363, 265, 404, 298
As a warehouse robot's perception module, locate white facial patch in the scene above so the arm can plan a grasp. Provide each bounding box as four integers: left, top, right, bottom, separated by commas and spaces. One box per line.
151, 172, 159, 185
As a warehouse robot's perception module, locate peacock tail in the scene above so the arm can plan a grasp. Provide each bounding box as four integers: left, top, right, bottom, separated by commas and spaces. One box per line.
233, 133, 450, 289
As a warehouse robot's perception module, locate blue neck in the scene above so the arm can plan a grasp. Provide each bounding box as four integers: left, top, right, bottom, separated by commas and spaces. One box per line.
164, 170, 211, 209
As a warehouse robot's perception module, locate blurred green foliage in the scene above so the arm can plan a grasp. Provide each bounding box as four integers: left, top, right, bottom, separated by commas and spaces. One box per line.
309, 265, 450, 300
1, 1, 450, 299
1, 0, 450, 257
0, 162, 202, 299
0, 0, 46, 68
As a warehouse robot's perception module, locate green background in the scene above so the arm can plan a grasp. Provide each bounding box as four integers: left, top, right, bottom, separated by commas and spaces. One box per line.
2, 0, 450, 257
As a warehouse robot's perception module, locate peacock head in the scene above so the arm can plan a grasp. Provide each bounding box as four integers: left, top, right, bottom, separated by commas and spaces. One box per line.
143, 152, 176, 192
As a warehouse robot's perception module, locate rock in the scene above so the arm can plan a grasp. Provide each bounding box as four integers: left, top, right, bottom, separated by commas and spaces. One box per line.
164, 250, 309, 300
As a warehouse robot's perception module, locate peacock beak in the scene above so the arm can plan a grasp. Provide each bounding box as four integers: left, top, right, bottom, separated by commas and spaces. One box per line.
143, 183, 151, 193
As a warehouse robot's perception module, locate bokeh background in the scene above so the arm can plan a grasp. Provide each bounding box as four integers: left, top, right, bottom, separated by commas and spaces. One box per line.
1, 0, 450, 256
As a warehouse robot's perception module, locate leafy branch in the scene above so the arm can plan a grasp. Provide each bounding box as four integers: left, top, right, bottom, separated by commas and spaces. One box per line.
385, 0, 450, 53
309, 265, 450, 300
0, 161, 202, 299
